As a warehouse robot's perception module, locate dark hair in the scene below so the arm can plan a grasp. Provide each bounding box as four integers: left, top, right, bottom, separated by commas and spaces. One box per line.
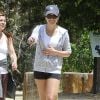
0, 8, 12, 38
3, 30, 13, 38
0, 8, 6, 16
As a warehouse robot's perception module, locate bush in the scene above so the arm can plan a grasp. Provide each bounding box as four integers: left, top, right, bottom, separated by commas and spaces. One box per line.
62, 31, 93, 73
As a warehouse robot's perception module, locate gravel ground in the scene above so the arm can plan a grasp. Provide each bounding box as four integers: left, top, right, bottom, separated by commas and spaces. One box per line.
6, 91, 100, 100
59, 92, 100, 100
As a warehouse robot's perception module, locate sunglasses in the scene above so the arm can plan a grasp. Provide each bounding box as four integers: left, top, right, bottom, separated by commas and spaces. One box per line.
46, 14, 58, 19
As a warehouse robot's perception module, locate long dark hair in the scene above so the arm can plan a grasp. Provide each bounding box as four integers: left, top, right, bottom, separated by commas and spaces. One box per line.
3, 30, 13, 38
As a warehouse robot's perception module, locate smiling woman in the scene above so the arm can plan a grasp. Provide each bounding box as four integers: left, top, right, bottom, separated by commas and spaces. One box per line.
28, 4, 72, 100
0, 8, 17, 100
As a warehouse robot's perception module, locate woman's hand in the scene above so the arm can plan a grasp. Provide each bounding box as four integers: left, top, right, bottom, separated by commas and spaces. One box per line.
12, 61, 17, 71
42, 46, 71, 57
42, 46, 57, 56
27, 37, 35, 47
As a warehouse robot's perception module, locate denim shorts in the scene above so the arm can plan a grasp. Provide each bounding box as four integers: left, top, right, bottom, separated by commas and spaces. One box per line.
34, 71, 61, 80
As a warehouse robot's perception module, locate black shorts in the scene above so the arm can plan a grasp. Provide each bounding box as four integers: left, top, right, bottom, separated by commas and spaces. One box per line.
34, 71, 61, 80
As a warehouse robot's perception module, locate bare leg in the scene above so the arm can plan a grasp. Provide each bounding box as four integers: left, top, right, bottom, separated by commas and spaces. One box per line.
0, 74, 8, 100
46, 78, 60, 100
35, 79, 46, 100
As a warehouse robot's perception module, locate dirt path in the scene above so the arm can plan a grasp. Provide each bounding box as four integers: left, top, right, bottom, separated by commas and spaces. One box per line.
6, 91, 100, 100
59, 92, 100, 100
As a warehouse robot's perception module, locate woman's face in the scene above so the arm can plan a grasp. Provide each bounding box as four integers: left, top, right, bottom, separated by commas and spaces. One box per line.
45, 14, 59, 25
0, 15, 6, 32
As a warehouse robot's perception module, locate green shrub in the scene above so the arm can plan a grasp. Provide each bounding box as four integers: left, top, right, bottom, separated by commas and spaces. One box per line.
62, 31, 93, 73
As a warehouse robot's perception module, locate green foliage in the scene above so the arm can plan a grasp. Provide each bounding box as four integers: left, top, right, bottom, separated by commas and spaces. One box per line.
62, 30, 93, 72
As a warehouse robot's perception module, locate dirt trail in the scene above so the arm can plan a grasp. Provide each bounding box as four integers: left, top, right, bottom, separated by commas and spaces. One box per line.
6, 91, 100, 100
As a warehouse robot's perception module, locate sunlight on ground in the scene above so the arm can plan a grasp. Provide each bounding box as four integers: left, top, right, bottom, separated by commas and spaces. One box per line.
6, 91, 23, 100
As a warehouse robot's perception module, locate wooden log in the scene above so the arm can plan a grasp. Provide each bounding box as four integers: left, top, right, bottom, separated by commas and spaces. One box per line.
62, 72, 83, 93
23, 72, 38, 100
62, 72, 93, 93
82, 73, 93, 93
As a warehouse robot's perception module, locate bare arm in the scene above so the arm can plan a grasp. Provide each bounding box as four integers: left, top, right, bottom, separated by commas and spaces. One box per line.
27, 25, 41, 46
8, 37, 17, 70
42, 46, 71, 57
42, 31, 72, 58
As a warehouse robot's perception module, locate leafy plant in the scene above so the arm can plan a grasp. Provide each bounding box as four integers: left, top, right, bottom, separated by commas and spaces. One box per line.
62, 30, 93, 73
